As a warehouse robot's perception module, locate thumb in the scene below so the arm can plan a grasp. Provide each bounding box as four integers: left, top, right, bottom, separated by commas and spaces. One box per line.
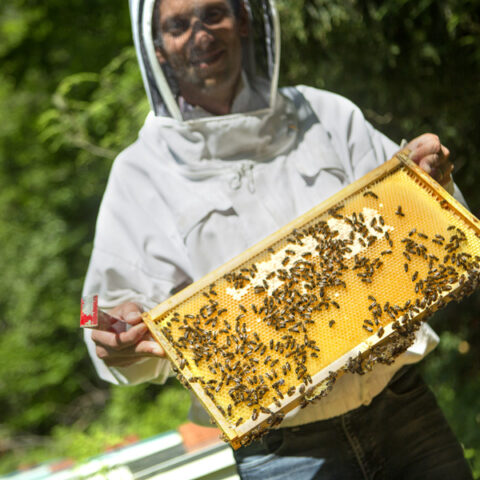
125, 310, 143, 325
114, 302, 144, 324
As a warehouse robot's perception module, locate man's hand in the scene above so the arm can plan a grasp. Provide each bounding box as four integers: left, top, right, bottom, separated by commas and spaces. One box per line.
91, 302, 165, 367
405, 134, 453, 186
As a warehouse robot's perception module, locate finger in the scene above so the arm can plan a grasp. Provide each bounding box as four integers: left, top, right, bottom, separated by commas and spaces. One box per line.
116, 321, 153, 346
93, 302, 143, 332
134, 339, 165, 357
404, 135, 423, 151
418, 152, 452, 173
97, 341, 165, 366
439, 163, 454, 185
418, 155, 453, 184
109, 302, 144, 326
405, 133, 437, 150
107, 303, 144, 334
441, 145, 450, 159
418, 152, 446, 172
95, 309, 120, 332
91, 321, 149, 350
409, 137, 442, 164
418, 155, 442, 180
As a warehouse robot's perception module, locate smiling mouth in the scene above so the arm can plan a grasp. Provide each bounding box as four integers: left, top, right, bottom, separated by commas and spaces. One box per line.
191, 49, 226, 68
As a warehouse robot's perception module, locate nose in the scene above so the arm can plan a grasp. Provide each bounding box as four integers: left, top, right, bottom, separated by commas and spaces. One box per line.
190, 19, 215, 49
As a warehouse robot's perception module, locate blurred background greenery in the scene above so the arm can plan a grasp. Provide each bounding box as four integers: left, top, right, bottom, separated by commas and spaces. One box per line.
0, 0, 479, 475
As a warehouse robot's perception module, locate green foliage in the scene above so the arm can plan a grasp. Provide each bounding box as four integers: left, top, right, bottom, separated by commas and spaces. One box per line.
278, 0, 480, 198
49, 380, 190, 463
0, 0, 149, 472
0, 0, 479, 475
0, 380, 189, 472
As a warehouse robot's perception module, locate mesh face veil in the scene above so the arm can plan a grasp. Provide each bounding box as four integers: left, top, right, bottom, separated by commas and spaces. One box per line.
131, 0, 280, 121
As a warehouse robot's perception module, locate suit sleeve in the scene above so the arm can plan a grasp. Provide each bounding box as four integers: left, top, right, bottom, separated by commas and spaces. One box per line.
82, 152, 191, 386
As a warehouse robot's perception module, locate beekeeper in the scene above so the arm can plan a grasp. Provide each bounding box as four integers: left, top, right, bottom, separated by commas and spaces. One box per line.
83, 0, 472, 478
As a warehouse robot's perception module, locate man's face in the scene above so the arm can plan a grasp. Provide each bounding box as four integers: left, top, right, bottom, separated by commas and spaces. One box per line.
156, 0, 246, 95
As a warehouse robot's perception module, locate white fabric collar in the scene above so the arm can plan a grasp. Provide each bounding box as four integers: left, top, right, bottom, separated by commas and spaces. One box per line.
138, 89, 299, 179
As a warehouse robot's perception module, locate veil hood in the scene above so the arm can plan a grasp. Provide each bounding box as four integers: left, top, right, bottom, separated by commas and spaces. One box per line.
128, 0, 281, 122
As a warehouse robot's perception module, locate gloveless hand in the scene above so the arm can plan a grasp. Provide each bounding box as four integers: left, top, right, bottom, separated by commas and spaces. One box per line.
405, 133, 453, 186
91, 302, 165, 367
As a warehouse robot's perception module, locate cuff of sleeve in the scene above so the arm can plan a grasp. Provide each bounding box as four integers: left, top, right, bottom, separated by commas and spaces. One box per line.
110, 357, 172, 385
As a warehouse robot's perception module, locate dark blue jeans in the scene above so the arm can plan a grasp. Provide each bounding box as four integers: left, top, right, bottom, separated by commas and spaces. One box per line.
233, 367, 473, 479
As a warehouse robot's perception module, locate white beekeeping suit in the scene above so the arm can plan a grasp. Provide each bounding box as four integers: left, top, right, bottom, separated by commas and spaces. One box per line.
83, 0, 464, 427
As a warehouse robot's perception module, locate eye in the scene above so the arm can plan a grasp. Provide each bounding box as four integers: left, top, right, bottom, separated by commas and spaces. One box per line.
202, 6, 228, 25
162, 17, 190, 37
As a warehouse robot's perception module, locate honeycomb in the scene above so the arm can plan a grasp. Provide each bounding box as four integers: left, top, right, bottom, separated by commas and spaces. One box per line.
143, 153, 480, 449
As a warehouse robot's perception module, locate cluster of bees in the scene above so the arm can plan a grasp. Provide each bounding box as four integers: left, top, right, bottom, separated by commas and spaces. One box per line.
156, 186, 480, 447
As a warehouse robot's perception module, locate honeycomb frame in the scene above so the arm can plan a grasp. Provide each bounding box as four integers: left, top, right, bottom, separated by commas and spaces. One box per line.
142, 151, 480, 449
